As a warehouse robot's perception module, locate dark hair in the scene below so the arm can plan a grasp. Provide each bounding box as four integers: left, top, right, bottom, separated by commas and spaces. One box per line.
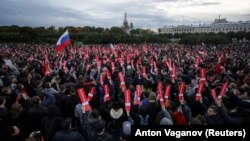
59, 84, 66, 92
31, 96, 40, 105
189, 118, 202, 125
91, 109, 100, 118
196, 114, 207, 125
69, 87, 76, 94
0, 96, 5, 105
44, 82, 51, 88
208, 105, 218, 113
112, 101, 121, 110
61, 117, 72, 131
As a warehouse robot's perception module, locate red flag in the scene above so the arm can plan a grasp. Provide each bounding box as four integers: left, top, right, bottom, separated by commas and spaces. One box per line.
178, 82, 185, 101
135, 85, 142, 105
77, 88, 91, 112
211, 89, 217, 100
95, 55, 99, 62
44, 63, 51, 76
104, 84, 110, 102
164, 85, 171, 100
194, 58, 200, 68
199, 68, 206, 83
106, 69, 111, 80
84, 52, 89, 59
153, 61, 158, 75
195, 82, 205, 102
157, 82, 164, 106
171, 65, 176, 82
142, 66, 146, 78
124, 90, 131, 112
126, 55, 131, 64
111, 61, 115, 73
166, 59, 172, 71
88, 87, 95, 101
218, 82, 228, 99
118, 72, 126, 90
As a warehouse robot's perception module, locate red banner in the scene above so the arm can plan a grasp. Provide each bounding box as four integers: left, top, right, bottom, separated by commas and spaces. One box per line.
124, 90, 131, 112
104, 84, 110, 102
106, 69, 111, 80
118, 72, 126, 90
135, 85, 142, 105
164, 85, 171, 100
157, 82, 164, 106
77, 88, 91, 112
88, 87, 95, 101
218, 82, 228, 99
199, 68, 206, 83
195, 82, 205, 102
171, 65, 176, 82
178, 82, 185, 101
142, 66, 146, 78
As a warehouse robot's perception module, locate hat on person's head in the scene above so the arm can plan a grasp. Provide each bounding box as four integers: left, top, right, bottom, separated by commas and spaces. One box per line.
127, 65, 131, 70
110, 108, 123, 119
102, 67, 107, 72
61, 117, 72, 131
123, 121, 131, 135
91, 119, 106, 133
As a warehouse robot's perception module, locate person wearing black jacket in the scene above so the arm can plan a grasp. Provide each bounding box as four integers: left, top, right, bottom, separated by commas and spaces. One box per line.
53, 117, 85, 141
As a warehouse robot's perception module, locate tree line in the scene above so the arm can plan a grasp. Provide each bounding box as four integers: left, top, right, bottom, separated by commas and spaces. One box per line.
0, 25, 250, 45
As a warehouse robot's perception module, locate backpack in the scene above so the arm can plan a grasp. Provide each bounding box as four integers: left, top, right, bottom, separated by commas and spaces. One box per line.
139, 114, 149, 125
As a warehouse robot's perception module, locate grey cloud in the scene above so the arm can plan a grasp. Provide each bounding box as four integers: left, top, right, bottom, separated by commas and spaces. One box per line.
144, 0, 189, 2
0, 0, 195, 29
0, 0, 95, 27
199, 2, 220, 6
243, 14, 250, 16
179, 1, 221, 7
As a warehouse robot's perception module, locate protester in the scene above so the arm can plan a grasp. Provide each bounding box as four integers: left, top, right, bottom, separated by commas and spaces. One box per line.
0, 42, 250, 141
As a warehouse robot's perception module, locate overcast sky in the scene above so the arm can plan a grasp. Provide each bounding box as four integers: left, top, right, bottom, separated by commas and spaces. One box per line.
0, 0, 250, 30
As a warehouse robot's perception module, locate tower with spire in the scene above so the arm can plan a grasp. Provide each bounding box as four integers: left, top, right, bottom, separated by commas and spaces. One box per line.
123, 12, 129, 29
122, 12, 133, 34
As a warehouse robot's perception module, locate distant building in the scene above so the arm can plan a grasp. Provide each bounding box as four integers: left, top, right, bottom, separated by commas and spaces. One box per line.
158, 17, 250, 34
122, 12, 133, 34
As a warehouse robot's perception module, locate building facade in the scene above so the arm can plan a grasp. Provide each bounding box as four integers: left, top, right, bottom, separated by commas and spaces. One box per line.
158, 18, 250, 34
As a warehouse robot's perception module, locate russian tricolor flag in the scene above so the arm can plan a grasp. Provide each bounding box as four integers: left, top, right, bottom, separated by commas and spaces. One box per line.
54, 30, 71, 52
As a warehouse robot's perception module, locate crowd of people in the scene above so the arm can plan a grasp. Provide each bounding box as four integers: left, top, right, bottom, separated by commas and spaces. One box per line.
0, 43, 250, 141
